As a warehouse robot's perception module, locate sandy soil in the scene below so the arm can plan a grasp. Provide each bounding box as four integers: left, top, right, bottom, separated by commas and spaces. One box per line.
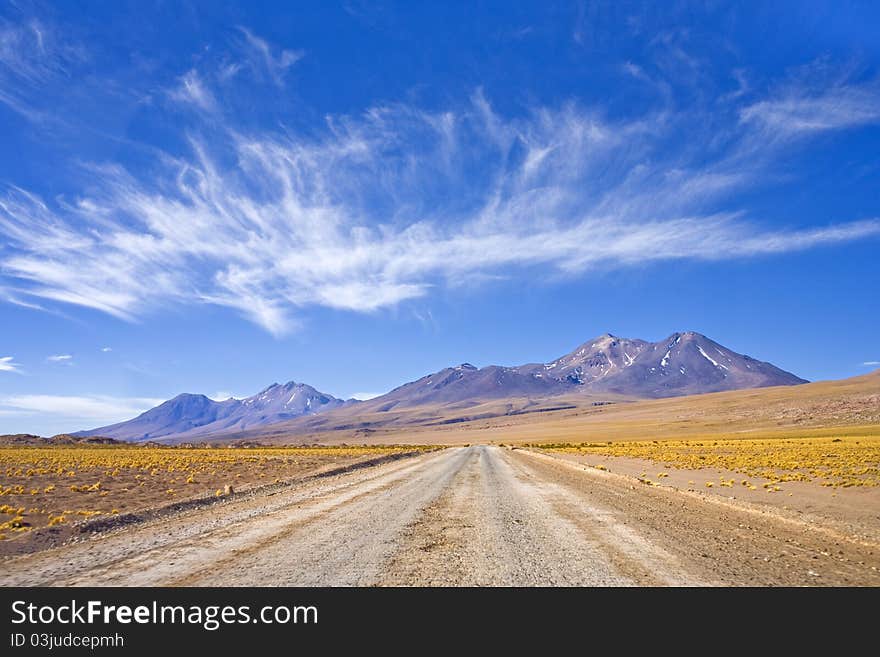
542, 450, 880, 544
2, 446, 878, 586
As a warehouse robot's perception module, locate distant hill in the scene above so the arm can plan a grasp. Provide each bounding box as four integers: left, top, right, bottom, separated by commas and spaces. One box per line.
0, 433, 125, 446
75, 381, 347, 442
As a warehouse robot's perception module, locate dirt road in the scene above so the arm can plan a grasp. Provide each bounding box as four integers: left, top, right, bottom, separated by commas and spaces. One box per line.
2, 446, 878, 586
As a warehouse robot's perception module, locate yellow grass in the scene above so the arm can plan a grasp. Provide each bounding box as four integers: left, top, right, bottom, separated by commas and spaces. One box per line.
535, 435, 880, 488
0, 444, 427, 476
0, 445, 434, 541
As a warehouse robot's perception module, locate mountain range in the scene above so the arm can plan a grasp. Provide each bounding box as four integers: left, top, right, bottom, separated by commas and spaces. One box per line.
75, 382, 347, 442
76, 331, 807, 442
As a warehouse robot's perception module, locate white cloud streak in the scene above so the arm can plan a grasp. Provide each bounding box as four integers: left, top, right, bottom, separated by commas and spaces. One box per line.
101, 346, 112, 352
46, 354, 72, 362
0, 16, 84, 121
1, 81, 879, 335
740, 83, 880, 136
863, 361, 880, 367
0, 18, 66, 84
0, 356, 23, 373
208, 391, 244, 401
0, 394, 165, 424
349, 391, 382, 401
237, 27, 304, 87
169, 69, 217, 112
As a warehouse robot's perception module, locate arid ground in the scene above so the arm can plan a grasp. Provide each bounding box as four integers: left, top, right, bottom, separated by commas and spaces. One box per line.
1, 445, 878, 586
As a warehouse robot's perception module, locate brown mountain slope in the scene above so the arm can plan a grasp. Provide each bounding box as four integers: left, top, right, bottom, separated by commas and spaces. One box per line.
230, 368, 879, 446
179, 391, 634, 444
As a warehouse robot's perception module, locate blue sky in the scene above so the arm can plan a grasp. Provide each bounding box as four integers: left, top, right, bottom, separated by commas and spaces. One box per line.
1, 1, 879, 435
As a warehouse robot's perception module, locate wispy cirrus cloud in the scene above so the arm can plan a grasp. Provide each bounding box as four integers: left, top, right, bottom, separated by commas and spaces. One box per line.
168, 28, 301, 112
0, 18, 51, 82
208, 391, 246, 401
740, 80, 880, 137
236, 27, 304, 87
0, 394, 165, 430
169, 69, 217, 112
863, 361, 880, 367
46, 354, 73, 363
0, 356, 23, 373
349, 391, 382, 401
0, 15, 84, 121
1, 58, 879, 335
